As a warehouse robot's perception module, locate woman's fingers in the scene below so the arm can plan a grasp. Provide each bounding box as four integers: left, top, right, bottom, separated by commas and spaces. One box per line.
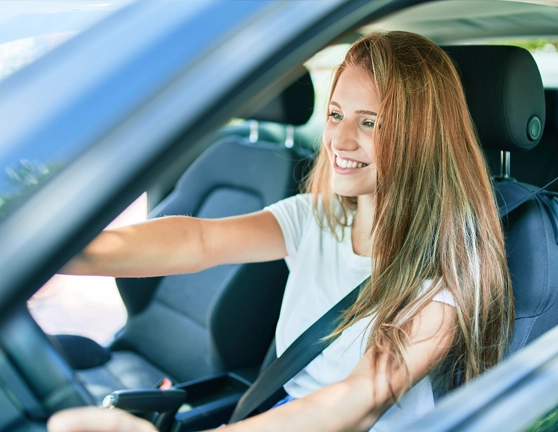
47, 407, 158, 432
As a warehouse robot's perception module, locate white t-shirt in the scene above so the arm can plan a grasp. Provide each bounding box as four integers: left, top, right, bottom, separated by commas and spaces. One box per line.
265, 194, 454, 432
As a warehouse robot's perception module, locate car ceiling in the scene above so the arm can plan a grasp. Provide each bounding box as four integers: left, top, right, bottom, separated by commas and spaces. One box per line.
362, 0, 558, 44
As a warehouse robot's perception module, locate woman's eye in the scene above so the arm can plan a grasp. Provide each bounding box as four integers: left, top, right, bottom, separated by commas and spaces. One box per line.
328, 111, 343, 121
362, 119, 375, 128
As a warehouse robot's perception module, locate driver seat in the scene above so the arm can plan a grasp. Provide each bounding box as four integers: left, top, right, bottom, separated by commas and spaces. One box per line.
54, 69, 315, 404
443, 45, 558, 360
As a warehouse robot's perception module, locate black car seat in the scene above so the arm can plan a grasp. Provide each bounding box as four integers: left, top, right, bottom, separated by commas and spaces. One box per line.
443, 45, 558, 357
509, 89, 558, 193
54, 68, 315, 404
484, 89, 558, 194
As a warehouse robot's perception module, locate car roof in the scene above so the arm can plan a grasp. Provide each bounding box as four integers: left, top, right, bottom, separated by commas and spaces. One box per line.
364, 1, 558, 43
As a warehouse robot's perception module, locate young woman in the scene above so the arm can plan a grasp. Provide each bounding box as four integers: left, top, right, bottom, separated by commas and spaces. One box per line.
47, 31, 513, 432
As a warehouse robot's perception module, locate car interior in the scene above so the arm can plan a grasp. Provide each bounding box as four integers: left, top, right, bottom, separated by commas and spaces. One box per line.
1, 0, 558, 431
52, 68, 316, 405
44, 43, 558, 431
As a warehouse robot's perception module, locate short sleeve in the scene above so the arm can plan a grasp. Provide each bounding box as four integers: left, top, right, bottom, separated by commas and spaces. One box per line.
432, 289, 455, 307
420, 279, 455, 307
264, 194, 313, 259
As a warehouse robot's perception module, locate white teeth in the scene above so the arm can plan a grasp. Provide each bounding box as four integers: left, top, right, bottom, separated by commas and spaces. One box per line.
336, 156, 368, 169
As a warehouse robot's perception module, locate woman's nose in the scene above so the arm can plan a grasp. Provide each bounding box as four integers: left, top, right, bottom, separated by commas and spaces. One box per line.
331, 121, 359, 152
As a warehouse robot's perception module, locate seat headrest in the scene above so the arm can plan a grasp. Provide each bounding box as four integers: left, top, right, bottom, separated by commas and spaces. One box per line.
444, 46, 545, 152
248, 67, 314, 126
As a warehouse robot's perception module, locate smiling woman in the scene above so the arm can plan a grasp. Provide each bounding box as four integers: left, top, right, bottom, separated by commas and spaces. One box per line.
2, 1, 558, 432
308, 30, 513, 395
47, 30, 512, 432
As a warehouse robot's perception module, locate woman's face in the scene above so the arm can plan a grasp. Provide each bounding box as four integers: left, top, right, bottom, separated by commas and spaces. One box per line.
323, 65, 380, 198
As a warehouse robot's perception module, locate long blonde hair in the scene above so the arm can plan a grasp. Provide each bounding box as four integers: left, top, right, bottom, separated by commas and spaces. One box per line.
306, 31, 513, 389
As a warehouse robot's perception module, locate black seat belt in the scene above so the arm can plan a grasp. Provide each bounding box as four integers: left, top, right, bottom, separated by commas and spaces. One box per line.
229, 277, 367, 423
230, 176, 558, 424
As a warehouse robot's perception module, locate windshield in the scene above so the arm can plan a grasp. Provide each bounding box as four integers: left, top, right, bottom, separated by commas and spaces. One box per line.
0, 0, 136, 82
0, 0, 137, 221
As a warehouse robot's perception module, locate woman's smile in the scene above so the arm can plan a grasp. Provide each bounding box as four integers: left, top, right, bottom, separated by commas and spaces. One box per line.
333, 154, 369, 172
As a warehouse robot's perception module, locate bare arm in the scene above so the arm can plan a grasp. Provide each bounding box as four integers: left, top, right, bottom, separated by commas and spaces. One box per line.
61, 210, 286, 278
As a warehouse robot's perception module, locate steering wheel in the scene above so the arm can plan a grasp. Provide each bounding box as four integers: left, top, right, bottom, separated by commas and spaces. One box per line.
0, 305, 94, 421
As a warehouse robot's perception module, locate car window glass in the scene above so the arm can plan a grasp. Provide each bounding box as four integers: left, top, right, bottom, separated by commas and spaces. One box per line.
0, 0, 137, 224
0, 0, 136, 83
523, 402, 558, 431
521, 42, 558, 89
27, 193, 147, 345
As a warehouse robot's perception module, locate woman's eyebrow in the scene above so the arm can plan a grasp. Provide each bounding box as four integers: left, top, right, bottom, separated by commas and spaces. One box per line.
356, 110, 378, 116
330, 101, 377, 116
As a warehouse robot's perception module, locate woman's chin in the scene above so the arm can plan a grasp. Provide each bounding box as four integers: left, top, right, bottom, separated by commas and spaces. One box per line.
331, 183, 375, 198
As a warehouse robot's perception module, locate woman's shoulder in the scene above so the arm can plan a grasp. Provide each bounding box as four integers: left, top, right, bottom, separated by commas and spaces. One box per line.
421, 279, 456, 307
265, 193, 313, 219
264, 194, 323, 259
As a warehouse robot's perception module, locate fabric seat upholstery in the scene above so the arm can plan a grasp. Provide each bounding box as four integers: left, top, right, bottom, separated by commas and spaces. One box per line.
485, 90, 558, 192
55, 69, 315, 404
444, 45, 558, 357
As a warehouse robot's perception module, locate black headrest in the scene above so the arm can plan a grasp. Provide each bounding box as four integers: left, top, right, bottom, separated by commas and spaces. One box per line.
444, 46, 545, 152
248, 67, 314, 126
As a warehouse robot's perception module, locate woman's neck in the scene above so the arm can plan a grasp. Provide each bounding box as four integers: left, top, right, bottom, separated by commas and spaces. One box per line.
351, 195, 375, 257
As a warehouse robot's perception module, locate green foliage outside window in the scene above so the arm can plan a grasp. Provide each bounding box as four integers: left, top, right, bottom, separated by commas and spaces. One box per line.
0, 159, 62, 220
524, 405, 558, 432
495, 39, 558, 53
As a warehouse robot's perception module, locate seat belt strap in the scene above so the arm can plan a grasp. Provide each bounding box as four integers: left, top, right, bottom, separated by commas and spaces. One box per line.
228, 277, 368, 423
230, 175, 558, 424
497, 176, 558, 217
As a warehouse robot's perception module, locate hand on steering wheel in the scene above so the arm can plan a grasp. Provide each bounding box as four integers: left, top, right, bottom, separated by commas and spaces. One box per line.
47, 407, 158, 432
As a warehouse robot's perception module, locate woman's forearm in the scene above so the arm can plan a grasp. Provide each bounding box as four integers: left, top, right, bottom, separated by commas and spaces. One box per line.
60, 210, 287, 279
225, 376, 383, 432
60, 216, 207, 278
